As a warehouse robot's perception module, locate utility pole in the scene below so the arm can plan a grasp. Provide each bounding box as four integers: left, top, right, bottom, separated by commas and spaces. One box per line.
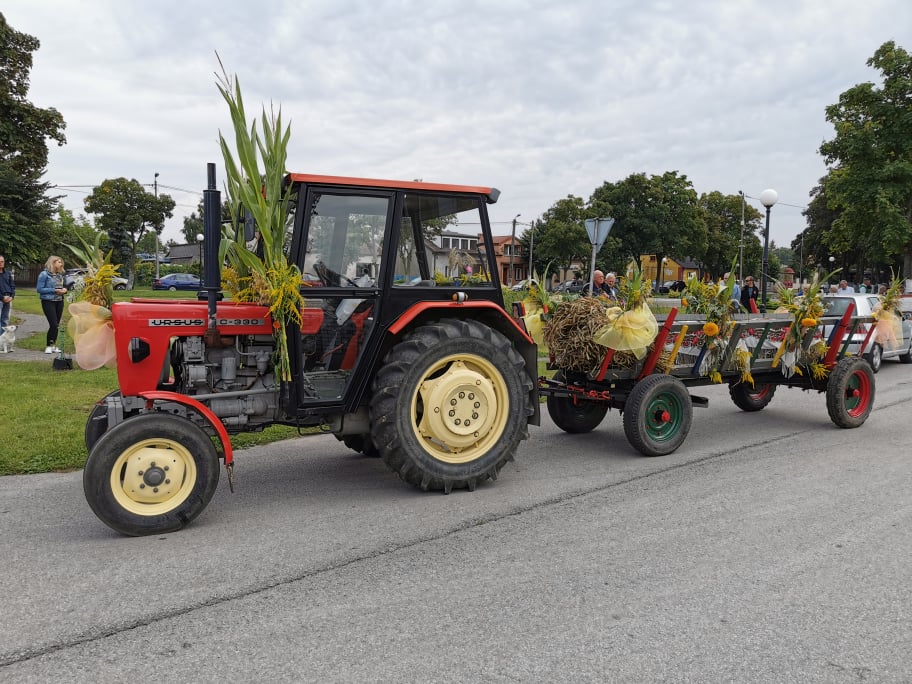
154, 172, 161, 280
528, 220, 535, 282
738, 190, 745, 283
509, 213, 520, 286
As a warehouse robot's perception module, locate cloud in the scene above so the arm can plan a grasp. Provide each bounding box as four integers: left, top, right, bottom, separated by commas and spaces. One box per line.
4, 0, 911, 250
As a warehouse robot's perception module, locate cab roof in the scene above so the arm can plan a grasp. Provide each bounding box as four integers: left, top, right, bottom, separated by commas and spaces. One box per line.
285, 173, 500, 204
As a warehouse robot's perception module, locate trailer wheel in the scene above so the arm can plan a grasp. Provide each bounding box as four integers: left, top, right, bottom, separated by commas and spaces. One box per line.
370, 319, 533, 493
546, 372, 608, 433
83, 413, 220, 536
728, 382, 777, 412
864, 343, 882, 373
622, 374, 692, 457
826, 357, 875, 428
336, 434, 380, 458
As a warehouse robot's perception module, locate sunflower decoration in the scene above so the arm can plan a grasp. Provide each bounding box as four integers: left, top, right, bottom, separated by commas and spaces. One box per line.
774, 270, 832, 378
872, 271, 904, 350
680, 272, 738, 382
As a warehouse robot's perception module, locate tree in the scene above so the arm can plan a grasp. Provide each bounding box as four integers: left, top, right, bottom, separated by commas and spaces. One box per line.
525, 195, 590, 278
55, 207, 101, 259
590, 171, 707, 274
697, 191, 762, 281
0, 13, 67, 264
819, 41, 912, 276
84, 178, 175, 274
181, 197, 233, 244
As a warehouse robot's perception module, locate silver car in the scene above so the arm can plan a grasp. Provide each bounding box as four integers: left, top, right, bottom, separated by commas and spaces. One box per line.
822, 294, 912, 372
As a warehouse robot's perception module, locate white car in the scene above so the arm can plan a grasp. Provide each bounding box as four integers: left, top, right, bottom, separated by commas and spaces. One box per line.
64, 269, 129, 290
822, 294, 912, 372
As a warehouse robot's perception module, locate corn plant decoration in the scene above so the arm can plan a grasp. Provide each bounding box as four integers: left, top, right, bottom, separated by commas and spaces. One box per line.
215, 59, 303, 382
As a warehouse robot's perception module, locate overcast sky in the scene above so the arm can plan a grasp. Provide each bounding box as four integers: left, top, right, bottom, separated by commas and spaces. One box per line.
5, 0, 911, 250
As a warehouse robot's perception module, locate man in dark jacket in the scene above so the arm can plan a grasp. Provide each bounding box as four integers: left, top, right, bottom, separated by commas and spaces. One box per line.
0, 255, 14, 329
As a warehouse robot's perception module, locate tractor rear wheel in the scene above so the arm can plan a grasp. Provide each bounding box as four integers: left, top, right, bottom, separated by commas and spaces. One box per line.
370, 319, 533, 493
728, 382, 777, 412
622, 374, 692, 457
826, 356, 875, 428
83, 413, 220, 536
546, 372, 608, 433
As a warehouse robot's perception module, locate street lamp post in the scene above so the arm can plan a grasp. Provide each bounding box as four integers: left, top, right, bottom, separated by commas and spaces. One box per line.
153, 172, 161, 280
758, 188, 778, 313
509, 214, 520, 286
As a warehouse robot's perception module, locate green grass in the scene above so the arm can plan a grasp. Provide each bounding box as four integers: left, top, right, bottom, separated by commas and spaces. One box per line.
3, 287, 544, 474
1, 288, 307, 475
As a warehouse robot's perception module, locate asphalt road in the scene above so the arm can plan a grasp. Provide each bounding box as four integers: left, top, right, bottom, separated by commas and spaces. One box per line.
1, 362, 911, 682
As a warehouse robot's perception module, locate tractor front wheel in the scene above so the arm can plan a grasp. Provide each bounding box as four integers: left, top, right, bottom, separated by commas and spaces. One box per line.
826, 357, 875, 428
83, 413, 220, 536
622, 374, 692, 457
370, 319, 533, 493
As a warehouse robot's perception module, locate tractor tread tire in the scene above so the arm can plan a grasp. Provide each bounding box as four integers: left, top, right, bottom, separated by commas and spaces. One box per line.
370, 319, 533, 493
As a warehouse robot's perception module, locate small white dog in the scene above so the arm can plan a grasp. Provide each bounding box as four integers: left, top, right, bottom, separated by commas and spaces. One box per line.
0, 325, 17, 353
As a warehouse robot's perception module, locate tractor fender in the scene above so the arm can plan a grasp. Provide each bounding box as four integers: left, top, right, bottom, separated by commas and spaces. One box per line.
138, 390, 234, 465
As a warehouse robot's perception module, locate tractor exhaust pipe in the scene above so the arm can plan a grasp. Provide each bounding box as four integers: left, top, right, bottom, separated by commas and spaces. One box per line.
201, 163, 223, 343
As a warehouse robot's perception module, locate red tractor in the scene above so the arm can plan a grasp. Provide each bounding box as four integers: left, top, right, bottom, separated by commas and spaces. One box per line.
83, 165, 539, 536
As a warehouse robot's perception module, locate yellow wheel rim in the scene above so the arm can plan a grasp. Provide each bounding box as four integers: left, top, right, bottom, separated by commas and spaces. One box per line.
109, 438, 197, 516
411, 352, 509, 464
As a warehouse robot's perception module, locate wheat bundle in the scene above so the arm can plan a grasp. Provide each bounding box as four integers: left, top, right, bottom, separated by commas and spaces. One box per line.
542, 297, 614, 373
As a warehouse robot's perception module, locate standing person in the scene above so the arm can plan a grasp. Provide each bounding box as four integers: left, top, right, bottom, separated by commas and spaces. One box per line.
36, 255, 68, 354
0, 255, 14, 330
858, 275, 873, 293
740, 275, 759, 312
837, 279, 854, 294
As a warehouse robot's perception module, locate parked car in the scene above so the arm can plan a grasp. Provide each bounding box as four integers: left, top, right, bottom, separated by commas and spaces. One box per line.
554, 279, 586, 294
822, 293, 912, 372
64, 268, 129, 290
152, 273, 201, 291
657, 280, 688, 294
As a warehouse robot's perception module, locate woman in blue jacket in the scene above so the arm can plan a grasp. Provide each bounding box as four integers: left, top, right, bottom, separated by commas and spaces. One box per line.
36, 255, 68, 353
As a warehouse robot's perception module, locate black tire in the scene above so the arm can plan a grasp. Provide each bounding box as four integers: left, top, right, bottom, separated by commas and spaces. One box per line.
85, 390, 122, 453
336, 433, 380, 458
370, 319, 533, 493
622, 374, 692, 457
83, 413, 220, 536
826, 357, 875, 428
728, 382, 777, 412
546, 372, 608, 433
168, 286, 177, 291
114, 283, 127, 290
899, 341, 912, 364
865, 343, 882, 373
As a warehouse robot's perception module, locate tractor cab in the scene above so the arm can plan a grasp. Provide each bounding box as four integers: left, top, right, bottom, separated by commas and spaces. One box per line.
278, 175, 508, 413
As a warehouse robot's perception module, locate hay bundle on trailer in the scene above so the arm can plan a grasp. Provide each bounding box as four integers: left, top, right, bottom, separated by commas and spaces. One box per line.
542, 297, 616, 374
